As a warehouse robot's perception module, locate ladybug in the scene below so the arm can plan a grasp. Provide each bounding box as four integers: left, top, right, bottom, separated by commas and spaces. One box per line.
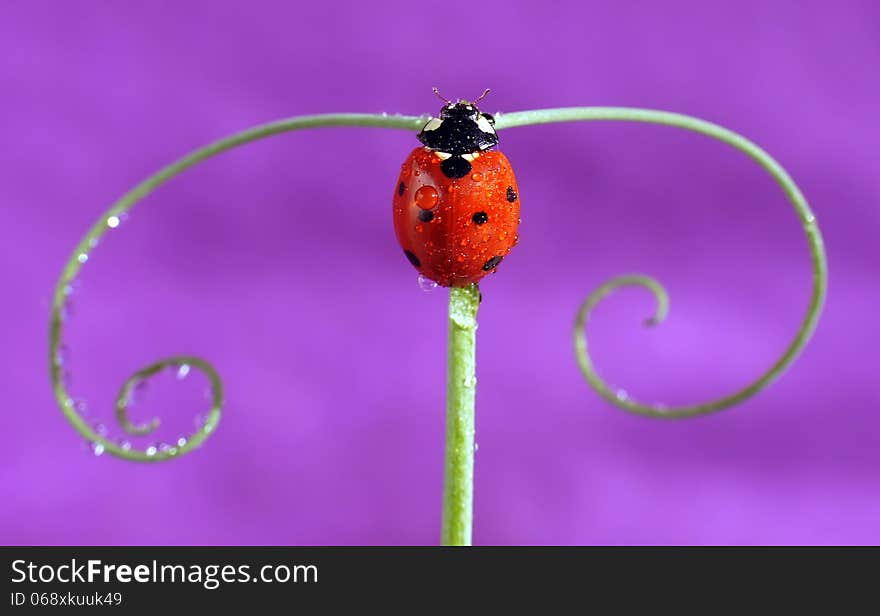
393, 89, 520, 287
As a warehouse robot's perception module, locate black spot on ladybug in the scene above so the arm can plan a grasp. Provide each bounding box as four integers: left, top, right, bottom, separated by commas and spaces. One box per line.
482, 255, 503, 271
472, 211, 488, 225
441, 156, 472, 179
398, 182, 405, 196
418, 210, 434, 223
404, 250, 421, 268
506, 186, 517, 202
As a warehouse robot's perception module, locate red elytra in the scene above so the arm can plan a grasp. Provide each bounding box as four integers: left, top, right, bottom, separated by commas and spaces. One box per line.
392, 147, 520, 287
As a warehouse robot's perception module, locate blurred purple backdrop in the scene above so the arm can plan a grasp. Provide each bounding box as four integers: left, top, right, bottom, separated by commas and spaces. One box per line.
1, 1, 878, 545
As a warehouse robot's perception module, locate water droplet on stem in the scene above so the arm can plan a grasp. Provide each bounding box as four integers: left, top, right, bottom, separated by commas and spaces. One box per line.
176, 363, 191, 380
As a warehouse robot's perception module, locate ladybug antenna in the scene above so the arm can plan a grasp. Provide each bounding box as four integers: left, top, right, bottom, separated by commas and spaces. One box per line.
474, 88, 491, 103
432, 87, 451, 104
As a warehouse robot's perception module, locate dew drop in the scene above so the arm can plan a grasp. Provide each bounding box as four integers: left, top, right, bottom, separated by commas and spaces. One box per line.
805, 213, 816, 224
471, 173, 483, 182
463, 374, 477, 388
60, 299, 74, 321
159, 442, 178, 456
176, 363, 191, 380
126, 378, 149, 406
118, 440, 132, 452
145, 445, 158, 457
615, 389, 629, 401
55, 344, 69, 366
107, 216, 120, 228
91, 442, 105, 457
62, 279, 83, 302
71, 398, 88, 416
414, 185, 439, 210
77, 253, 89, 264
176, 436, 188, 448
417, 274, 438, 292
474, 442, 480, 452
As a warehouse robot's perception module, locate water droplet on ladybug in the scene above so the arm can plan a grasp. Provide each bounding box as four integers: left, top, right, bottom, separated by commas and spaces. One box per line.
414, 185, 439, 210
417, 274, 438, 292
471, 173, 483, 182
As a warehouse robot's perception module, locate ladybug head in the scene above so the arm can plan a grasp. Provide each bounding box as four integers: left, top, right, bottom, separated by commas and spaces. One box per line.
418, 89, 498, 155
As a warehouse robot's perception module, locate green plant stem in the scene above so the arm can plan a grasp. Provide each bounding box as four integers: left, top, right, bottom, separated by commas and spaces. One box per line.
497, 107, 826, 418
50, 113, 425, 461
442, 284, 481, 546
50, 106, 827, 545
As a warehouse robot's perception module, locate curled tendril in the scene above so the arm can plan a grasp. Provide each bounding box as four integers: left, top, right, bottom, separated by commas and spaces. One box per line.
51, 107, 827, 463
495, 108, 826, 418
50, 113, 426, 461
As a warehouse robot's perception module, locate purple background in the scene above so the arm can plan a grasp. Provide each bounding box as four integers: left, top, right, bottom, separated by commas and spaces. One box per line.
1, 1, 878, 545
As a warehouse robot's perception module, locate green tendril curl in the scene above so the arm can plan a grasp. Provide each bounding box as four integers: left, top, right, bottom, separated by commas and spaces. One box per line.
499, 108, 826, 419
50, 109, 826, 545
50, 114, 426, 462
